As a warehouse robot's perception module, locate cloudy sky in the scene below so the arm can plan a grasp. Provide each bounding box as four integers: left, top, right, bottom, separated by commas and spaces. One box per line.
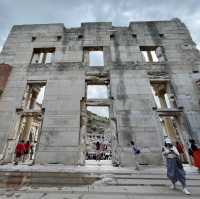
0, 0, 200, 50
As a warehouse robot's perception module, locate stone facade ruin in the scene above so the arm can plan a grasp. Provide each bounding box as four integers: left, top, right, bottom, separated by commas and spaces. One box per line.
0, 18, 200, 166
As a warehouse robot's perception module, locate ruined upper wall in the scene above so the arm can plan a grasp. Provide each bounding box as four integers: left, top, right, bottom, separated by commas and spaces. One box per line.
0, 18, 198, 66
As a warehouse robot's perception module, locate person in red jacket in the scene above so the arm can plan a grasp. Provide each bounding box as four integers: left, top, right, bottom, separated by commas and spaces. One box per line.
189, 139, 200, 170
14, 140, 25, 165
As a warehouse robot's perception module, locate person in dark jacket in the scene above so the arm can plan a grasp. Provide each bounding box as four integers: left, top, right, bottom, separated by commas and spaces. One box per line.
96, 141, 101, 161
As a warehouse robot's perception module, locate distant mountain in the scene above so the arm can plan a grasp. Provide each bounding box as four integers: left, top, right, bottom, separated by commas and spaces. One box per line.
87, 110, 110, 135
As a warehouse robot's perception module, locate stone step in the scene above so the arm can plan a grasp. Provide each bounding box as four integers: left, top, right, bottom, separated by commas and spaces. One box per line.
0, 170, 200, 188
0, 172, 101, 188
106, 173, 200, 180
0, 164, 199, 190
0, 185, 200, 198
106, 178, 200, 186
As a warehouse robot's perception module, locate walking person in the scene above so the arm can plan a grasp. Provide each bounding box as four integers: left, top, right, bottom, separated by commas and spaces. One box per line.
162, 138, 191, 195
96, 141, 101, 161
23, 141, 31, 162
130, 141, 140, 170
14, 140, 25, 165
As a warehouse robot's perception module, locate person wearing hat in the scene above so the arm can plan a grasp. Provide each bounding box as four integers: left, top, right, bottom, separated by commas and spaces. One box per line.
162, 138, 191, 195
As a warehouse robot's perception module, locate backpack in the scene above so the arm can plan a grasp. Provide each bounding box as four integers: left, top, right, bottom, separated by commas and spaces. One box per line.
133, 146, 140, 155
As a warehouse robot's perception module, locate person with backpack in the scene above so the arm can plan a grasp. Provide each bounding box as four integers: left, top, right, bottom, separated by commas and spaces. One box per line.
130, 141, 141, 170
162, 138, 190, 195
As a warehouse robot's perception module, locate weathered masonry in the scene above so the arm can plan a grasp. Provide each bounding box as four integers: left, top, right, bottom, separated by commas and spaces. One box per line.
0, 19, 200, 166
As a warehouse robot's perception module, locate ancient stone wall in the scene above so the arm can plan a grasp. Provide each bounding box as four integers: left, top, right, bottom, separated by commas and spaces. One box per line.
0, 19, 200, 166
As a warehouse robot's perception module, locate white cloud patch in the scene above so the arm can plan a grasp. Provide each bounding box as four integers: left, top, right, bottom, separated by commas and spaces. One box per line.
87, 85, 108, 99
89, 51, 104, 66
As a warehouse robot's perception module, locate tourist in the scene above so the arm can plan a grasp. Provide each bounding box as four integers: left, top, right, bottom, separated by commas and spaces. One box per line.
162, 138, 190, 195
130, 141, 140, 170
96, 141, 101, 161
188, 139, 200, 170
102, 139, 108, 160
30, 141, 37, 160
23, 141, 31, 161
14, 140, 25, 165
176, 141, 185, 162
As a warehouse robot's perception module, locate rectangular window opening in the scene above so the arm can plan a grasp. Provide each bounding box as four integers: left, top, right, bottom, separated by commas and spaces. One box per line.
15, 114, 42, 164
89, 51, 104, 66
159, 116, 189, 163
150, 81, 177, 109
22, 82, 46, 110
140, 46, 164, 62
83, 47, 104, 67
31, 48, 55, 64
86, 106, 111, 161
87, 106, 109, 118
87, 85, 108, 99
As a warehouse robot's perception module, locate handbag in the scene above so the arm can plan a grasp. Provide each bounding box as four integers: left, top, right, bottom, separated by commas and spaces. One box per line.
133, 146, 140, 155
168, 150, 183, 169
176, 157, 183, 169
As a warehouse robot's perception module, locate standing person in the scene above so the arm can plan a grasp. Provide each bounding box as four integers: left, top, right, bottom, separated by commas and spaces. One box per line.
162, 139, 191, 195
14, 140, 25, 165
30, 141, 37, 160
176, 141, 185, 162
188, 139, 200, 170
23, 141, 31, 162
96, 141, 101, 161
130, 141, 140, 170
102, 139, 108, 160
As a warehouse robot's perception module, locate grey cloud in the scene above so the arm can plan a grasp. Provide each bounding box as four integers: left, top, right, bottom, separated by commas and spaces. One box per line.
0, 0, 200, 50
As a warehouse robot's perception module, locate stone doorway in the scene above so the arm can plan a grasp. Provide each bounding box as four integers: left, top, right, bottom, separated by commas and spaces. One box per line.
80, 99, 120, 167
150, 79, 191, 164
79, 72, 120, 166
85, 106, 112, 166
159, 114, 191, 164
14, 114, 43, 165
12, 81, 46, 165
